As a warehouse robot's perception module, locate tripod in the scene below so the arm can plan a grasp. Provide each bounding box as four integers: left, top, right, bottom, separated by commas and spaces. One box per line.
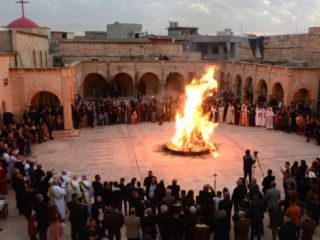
252, 154, 264, 179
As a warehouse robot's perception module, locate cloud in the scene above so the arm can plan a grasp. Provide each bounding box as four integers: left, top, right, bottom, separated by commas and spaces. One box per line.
0, 0, 319, 35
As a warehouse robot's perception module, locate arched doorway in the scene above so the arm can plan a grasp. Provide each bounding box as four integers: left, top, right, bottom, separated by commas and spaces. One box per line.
31, 91, 61, 109
272, 83, 284, 103
138, 72, 159, 96
244, 77, 254, 103
257, 79, 268, 102
293, 88, 309, 102
83, 73, 107, 99
234, 75, 242, 98
112, 73, 134, 97
165, 72, 185, 95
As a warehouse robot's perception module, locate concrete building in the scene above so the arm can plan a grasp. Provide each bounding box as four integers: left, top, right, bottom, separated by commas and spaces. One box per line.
167, 22, 242, 60
107, 22, 143, 40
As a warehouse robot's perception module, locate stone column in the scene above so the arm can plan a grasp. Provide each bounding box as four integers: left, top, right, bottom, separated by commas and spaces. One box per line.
60, 69, 73, 130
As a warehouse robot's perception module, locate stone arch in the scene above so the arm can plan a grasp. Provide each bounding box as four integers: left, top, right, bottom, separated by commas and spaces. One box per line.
138, 72, 159, 96
112, 73, 134, 97
293, 88, 310, 102
271, 82, 284, 103
30, 91, 61, 109
165, 72, 185, 95
257, 79, 268, 102
234, 74, 242, 98
83, 73, 107, 99
244, 76, 254, 103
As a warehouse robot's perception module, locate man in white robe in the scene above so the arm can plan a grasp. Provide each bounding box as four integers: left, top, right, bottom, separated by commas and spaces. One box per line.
218, 104, 225, 123
67, 175, 81, 201
226, 103, 235, 124
255, 106, 261, 126
49, 178, 66, 220
80, 175, 93, 212
265, 107, 274, 129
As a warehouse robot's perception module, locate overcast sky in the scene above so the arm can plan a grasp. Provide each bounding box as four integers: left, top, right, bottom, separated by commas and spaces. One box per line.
1, 0, 320, 35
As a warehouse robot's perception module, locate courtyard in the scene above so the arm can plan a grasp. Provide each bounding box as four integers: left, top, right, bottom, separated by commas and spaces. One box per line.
1, 123, 320, 239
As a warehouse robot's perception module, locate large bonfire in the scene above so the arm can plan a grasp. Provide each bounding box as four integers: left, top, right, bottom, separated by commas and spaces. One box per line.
167, 67, 219, 157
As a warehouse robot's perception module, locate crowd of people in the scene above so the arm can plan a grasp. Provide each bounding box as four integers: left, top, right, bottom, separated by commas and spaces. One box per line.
70, 91, 320, 145
1, 142, 320, 239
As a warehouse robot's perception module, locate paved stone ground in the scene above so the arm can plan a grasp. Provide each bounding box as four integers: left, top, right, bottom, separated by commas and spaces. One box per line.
1, 122, 320, 239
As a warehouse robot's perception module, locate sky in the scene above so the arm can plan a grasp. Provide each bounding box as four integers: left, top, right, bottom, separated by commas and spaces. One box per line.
1, 0, 320, 35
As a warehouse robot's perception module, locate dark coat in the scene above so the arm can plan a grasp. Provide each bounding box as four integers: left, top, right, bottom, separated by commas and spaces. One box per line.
34, 201, 49, 230
67, 200, 89, 228
103, 211, 124, 233
234, 218, 250, 240
213, 217, 230, 240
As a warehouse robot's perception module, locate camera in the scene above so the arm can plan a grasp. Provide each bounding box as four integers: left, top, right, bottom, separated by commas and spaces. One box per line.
254, 151, 259, 157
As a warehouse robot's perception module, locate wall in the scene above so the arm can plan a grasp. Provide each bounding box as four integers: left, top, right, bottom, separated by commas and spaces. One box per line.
8, 66, 78, 130
0, 31, 13, 53
240, 27, 320, 66
0, 54, 15, 127
59, 41, 184, 60
12, 30, 49, 68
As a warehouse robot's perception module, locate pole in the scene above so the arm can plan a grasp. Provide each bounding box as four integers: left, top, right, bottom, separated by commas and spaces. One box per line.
213, 173, 217, 191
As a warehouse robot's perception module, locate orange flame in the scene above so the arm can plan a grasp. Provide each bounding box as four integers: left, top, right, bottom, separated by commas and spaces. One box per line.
168, 67, 219, 157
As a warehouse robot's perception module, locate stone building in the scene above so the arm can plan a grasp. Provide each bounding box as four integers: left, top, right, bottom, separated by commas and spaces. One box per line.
2, 2, 320, 131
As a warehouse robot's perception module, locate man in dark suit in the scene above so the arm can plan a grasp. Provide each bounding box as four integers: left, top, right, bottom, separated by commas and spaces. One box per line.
92, 174, 103, 200
103, 205, 124, 240
167, 179, 180, 200
67, 193, 89, 240
262, 169, 275, 195
34, 194, 49, 240
243, 150, 256, 183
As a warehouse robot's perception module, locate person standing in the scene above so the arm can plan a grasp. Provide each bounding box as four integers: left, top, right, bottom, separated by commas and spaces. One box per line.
265, 182, 281, 224
234, 211, 250, 240
67, 193, 89, 240
34, 194, 49, 240
103, 205, 124, 240
79, 175, 93, 212
48, 178, 66, 221
265, 107, 274, 129
124, 208, 141, 240
250, 193, 265, 240
243, 150, 256, 183
218, 103, 225, 123
226, 102, 235, 124
47, 205, 63, 240
301, 212, 317, 240
262, 169, 275, 195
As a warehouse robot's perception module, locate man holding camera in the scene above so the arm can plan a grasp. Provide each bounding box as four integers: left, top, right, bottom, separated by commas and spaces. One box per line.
243, 149, 256, 183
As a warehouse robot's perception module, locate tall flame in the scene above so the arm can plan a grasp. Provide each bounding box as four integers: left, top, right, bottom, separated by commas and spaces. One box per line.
168, 67, 219, 157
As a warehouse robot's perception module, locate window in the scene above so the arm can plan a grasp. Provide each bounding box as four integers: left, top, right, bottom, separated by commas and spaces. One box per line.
45, 51, 48, 67
3, 78, 8, 87
212, 46, 219, 54
33, 50, 36, 67
40, 51, 43, 67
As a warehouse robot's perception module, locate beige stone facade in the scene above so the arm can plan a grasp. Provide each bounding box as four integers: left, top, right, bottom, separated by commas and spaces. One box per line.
241, 27, 320, 66
2, 24, 320, 130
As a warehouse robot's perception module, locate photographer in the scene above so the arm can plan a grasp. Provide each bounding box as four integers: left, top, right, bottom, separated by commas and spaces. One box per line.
243, 150, 256, 183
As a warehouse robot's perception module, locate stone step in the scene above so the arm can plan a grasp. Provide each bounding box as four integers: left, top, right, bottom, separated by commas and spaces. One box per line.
52, 129, 80, 138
